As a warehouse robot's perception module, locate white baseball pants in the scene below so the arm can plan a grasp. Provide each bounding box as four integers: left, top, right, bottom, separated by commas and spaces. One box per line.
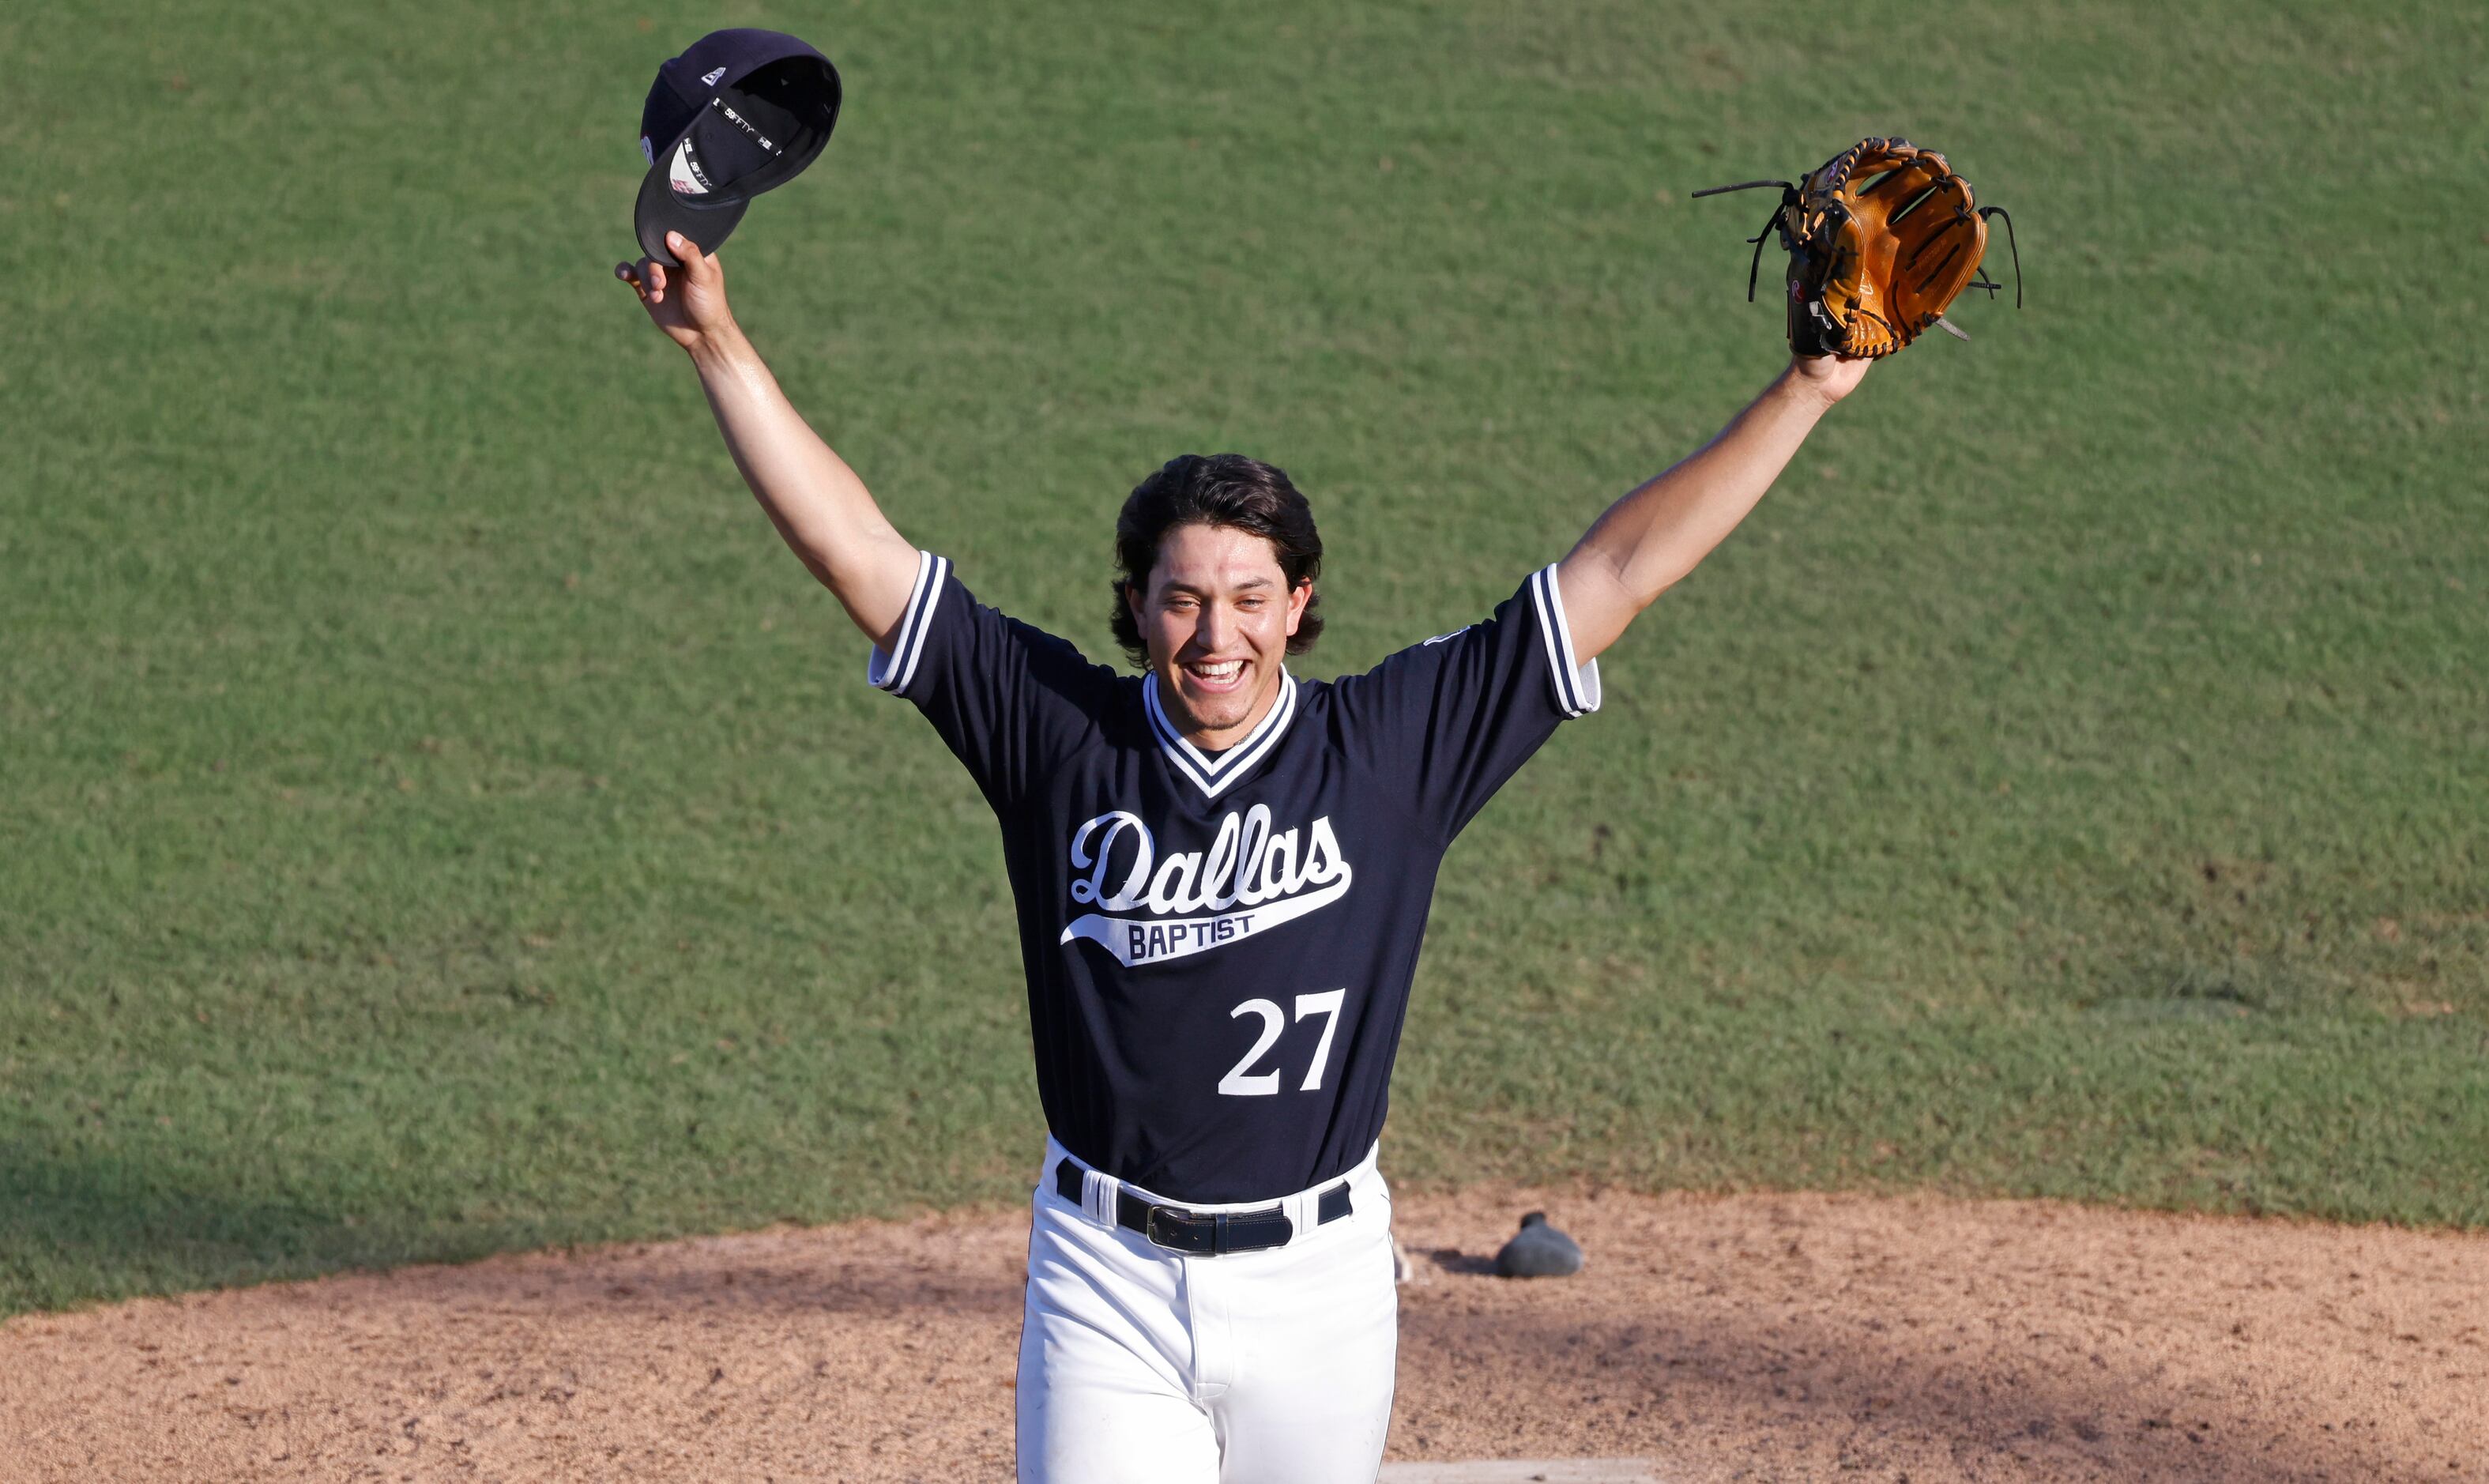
1015, 1137, 1399, 1483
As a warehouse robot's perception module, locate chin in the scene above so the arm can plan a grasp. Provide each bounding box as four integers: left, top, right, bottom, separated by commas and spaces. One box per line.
1168, 673, 1256, 734
1179, 691, 1247, 731
1196, 698, 1254, 733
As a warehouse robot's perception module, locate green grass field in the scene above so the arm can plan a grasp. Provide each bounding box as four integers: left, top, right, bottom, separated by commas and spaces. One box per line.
6, 0, 2484, 1316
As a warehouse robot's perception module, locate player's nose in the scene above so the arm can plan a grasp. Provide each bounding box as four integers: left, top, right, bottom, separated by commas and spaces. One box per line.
1193, 600, 1237, 653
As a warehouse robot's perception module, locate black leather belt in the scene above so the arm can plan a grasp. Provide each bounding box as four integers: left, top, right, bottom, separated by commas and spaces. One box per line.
1054, 1160, 1354, 1256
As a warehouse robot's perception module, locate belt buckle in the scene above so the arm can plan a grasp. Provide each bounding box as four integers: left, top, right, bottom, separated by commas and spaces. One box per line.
1144, 1204, 1186, 1250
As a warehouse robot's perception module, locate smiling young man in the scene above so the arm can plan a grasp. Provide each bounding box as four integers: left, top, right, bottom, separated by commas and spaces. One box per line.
1133, 518, 1312, 744
619, 231, 1866, 1483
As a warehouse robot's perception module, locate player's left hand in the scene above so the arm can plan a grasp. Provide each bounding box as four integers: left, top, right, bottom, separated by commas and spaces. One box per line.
616, 232, 739, 356
1789, 352, 1870, 407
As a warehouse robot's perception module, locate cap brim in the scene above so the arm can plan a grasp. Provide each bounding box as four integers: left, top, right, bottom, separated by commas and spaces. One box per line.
634, 165, 751, 267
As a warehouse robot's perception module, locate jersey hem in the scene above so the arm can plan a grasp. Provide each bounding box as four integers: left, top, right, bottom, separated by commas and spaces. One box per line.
1041, 1133, 1385, 1217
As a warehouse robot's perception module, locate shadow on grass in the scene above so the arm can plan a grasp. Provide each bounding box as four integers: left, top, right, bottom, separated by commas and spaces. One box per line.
0, 1143, 1030, 1323
0, 1145, 552, 1319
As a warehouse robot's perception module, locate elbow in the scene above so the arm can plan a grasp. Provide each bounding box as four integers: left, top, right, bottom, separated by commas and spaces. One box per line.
1605, 555, 1684, 620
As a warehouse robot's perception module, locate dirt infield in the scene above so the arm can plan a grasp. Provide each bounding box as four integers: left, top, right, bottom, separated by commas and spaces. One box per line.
5, 1186, 2483, 1482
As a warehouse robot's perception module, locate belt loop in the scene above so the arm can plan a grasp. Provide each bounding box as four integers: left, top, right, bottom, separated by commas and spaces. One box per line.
1085, 1167, 1111, 1227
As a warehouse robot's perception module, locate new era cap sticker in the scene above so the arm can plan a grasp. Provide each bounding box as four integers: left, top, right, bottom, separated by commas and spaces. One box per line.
718, 103, 783, 155
668, 139, 714, 196
701, 66, 727, 85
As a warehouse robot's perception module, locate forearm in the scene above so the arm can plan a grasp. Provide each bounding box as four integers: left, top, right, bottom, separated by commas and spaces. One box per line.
687, 326, 918, 649
1557, 364, 1841, 658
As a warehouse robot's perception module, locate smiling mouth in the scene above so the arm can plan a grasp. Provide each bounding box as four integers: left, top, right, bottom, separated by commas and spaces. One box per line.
1182, 659, 1245, 690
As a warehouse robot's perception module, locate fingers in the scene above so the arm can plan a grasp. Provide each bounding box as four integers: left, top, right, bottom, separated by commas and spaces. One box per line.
616, 236, 715, 313
619, 258, 668, 304
666, 232, 720, 284
615, 260, 661, 300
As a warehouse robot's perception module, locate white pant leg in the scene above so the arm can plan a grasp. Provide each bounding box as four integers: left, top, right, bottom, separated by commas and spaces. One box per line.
1201, 1181, 1399, 1484
1017, 1179, 1220, 1484
1015, 1146, 1399, 1484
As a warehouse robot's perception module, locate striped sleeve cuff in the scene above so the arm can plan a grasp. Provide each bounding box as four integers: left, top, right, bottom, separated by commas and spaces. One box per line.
1527, 563, 1602, 719
865, 551, 949, 696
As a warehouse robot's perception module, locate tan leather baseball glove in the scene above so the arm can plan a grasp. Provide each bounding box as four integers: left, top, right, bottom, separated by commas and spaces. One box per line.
1697, 137, 2020, 358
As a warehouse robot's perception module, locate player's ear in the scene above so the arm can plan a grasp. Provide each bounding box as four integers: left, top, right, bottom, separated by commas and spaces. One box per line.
1284, 579, 1312, 637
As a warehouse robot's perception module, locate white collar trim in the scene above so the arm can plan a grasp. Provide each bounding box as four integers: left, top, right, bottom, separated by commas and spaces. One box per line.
1144, 670, 1299, 800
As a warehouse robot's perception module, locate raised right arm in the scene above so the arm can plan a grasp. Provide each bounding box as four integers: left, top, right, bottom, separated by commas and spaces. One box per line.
616, 230, 920, 651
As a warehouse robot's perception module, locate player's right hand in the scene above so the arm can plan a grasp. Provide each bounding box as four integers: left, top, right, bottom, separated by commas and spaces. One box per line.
616, 232, 736, 353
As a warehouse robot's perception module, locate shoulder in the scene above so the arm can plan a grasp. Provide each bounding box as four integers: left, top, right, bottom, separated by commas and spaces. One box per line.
941, 561, 1125, 694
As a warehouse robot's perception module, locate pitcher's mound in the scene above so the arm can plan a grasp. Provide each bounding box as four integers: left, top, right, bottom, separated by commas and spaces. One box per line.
4, 1186, 2484, 1481
1380, 1463, 1660, 1482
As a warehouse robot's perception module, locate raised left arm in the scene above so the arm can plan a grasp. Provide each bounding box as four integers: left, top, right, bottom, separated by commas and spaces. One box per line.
1557, 356, 1868, 661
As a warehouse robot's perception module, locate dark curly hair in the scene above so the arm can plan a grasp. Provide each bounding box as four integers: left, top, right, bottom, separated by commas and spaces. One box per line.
1108, 454, 1324, 669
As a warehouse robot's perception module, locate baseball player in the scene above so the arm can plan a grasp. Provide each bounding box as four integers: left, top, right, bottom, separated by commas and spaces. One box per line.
617, 230, 1866, 1482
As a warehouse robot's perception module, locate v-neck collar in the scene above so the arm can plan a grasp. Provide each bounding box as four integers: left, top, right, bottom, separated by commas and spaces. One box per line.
1143, 670, 1299, 800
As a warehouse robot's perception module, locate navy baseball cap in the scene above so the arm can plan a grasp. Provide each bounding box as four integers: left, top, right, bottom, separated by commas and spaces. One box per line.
634, 28, 841, 266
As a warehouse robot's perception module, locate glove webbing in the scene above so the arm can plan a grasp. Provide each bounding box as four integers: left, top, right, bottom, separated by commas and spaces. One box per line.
1963, 205, 2022, 307
1687, 178, 1798, 303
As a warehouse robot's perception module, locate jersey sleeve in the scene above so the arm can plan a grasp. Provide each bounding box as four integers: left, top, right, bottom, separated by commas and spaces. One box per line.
1327, 563, 1602, 839
865, 551, 1119, 812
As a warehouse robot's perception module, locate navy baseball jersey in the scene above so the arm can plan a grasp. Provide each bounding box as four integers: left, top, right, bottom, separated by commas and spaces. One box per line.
868, 550, 1601, 1203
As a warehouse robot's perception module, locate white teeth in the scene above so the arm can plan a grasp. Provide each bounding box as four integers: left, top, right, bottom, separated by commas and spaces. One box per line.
1191, 661, 1241, 680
